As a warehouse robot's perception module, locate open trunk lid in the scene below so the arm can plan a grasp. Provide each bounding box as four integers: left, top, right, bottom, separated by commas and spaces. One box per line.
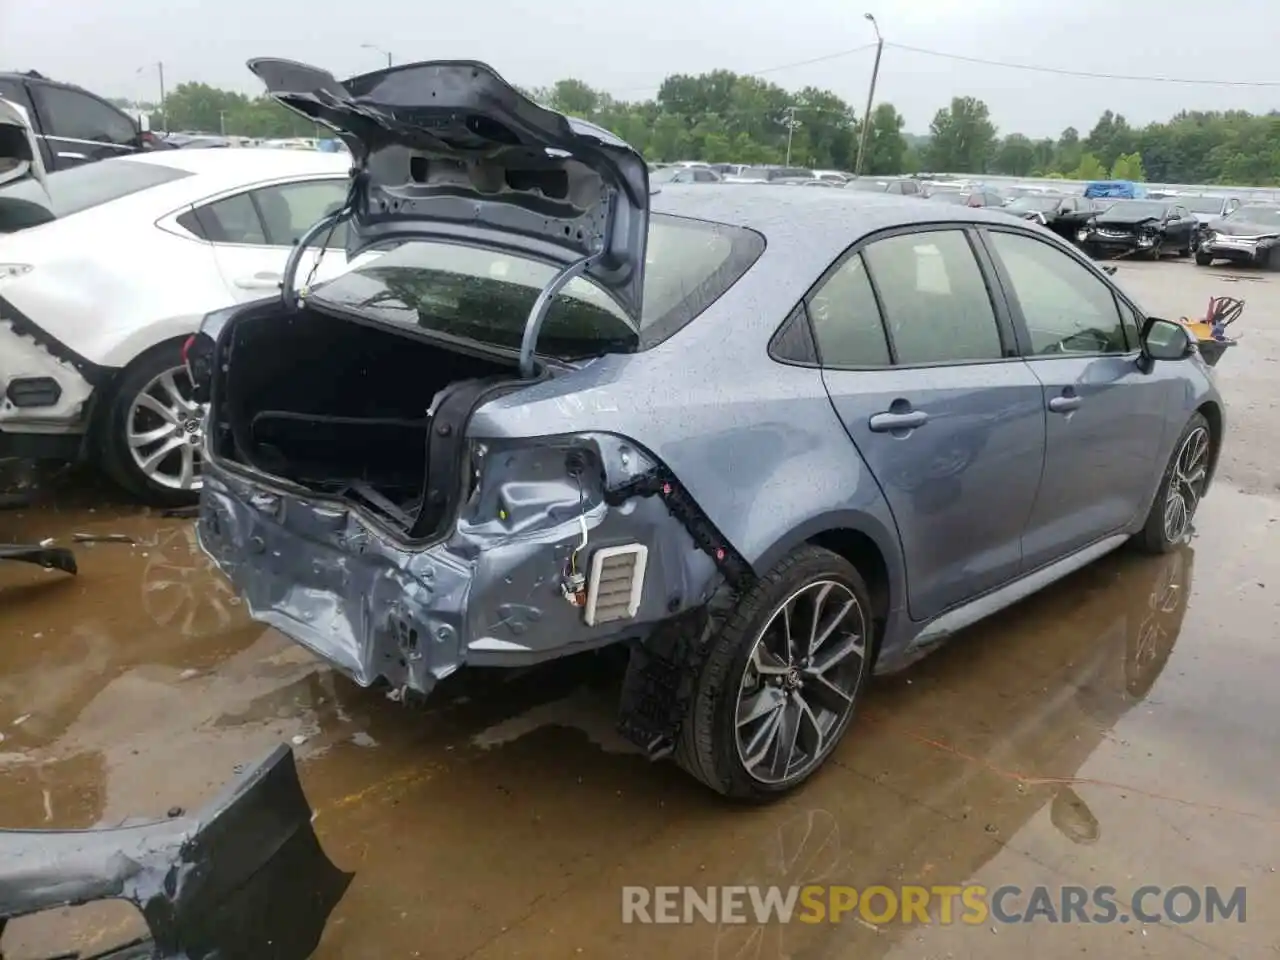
247, 57, 650, 331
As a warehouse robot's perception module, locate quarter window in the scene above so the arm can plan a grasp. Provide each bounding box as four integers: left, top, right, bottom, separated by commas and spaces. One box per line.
861, 230, 1004, 364
251, 180, 349, 248
988, 230, 1127, 355
197, 192, 267, 245
808, 253, 890, 367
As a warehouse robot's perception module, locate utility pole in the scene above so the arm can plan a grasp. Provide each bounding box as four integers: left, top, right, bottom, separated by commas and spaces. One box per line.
853, 13, 883, 178
783, 106, 798, 166
218, 110, 227, 136
157, 61, 167, 134
138, 61, 167, 133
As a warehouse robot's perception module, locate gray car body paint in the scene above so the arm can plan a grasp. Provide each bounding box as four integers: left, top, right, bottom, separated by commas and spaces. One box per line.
0, 744, 350, 959
199, 62, 1223, 700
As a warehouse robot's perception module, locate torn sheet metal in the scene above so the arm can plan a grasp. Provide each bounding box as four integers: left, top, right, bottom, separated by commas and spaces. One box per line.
0, 744, 350, 960
0, 542, 76, 574
199, 432, 721, 699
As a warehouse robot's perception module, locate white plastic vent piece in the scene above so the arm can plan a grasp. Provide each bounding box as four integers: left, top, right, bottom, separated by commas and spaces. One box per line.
583, 543, 649, 626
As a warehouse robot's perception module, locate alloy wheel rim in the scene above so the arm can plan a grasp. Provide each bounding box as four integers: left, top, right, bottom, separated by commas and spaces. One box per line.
735, 580, 867, 785
1162, 427, 1210, 543
126, 365, 207, 491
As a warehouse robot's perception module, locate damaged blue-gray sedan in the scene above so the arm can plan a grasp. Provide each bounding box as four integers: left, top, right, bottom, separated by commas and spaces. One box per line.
191, 57, 1224, 801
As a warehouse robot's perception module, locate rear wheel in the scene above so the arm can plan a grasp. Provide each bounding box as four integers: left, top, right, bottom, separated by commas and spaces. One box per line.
675, 545, 873, 800
1135, 413, 1212, 554
99, 340, 207, 507
1195, 251, 1213, 266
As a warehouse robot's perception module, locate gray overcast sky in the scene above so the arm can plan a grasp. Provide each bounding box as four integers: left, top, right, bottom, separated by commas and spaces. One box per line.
4, 0, 1279, 137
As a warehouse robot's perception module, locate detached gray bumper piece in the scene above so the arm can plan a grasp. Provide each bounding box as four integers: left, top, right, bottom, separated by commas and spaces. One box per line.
0, 744, 350, 960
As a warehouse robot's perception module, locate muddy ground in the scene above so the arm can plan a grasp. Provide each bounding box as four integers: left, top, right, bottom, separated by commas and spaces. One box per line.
2, 258, 1278, 959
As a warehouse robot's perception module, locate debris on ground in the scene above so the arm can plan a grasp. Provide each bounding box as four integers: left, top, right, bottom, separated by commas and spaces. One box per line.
0, 543, 77, 574
70, 532, 137, 544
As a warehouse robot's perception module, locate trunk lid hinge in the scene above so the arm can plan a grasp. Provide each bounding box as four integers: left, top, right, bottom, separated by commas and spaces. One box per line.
518, 253, 598, 378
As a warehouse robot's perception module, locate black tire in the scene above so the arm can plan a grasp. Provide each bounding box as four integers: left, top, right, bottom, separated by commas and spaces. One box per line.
1195, 251, 1213, 266
675, 545, 873, 801
98, 339, 204, 507
1134, 413, 1212, 554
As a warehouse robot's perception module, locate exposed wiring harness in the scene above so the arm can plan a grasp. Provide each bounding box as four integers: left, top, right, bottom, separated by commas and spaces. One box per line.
560, 475, 591, 606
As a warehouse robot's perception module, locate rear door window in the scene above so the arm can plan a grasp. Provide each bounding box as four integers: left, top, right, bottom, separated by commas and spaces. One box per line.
861, 229, 1004, 364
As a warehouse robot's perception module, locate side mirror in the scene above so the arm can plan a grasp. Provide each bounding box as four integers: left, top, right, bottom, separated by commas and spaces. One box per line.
1140, 317, 1194, 366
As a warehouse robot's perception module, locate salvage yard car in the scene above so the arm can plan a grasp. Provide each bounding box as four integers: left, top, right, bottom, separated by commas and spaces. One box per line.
1195, 202, 1280, 268
1181, 193, 1240, 225
1077, 198, 1201, 259
0, 69, 165, 171
193, 57, 1225, 801
1002, 193, 1103, 245
0, 148, 367, 504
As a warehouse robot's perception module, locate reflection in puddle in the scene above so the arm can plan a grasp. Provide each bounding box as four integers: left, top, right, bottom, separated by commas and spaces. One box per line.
141, 524, 242, 639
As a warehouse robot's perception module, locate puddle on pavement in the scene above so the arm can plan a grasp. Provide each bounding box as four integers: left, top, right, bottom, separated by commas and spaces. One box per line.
3, 474, 1279, 959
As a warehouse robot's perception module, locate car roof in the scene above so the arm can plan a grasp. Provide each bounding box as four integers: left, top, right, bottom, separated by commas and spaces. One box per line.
652, 183, 1019, 264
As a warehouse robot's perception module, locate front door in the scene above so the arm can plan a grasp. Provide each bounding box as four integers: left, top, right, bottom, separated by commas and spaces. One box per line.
812, 227, 1047, 621
981, 228, 1171, 568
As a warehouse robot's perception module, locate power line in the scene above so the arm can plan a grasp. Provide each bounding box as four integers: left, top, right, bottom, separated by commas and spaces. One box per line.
609, 43, 878, 96
885, 41, 1280, 87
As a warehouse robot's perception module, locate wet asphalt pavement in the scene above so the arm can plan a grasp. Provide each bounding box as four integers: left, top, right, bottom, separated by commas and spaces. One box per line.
3, 259, 1279, 959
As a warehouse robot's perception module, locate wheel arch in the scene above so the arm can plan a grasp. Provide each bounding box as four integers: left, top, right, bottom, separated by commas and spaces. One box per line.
1196, 398, 1224, 490
750, 510, 906, 659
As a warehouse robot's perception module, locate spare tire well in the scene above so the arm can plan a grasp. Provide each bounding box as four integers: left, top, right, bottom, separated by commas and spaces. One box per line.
808, 528, 889, 660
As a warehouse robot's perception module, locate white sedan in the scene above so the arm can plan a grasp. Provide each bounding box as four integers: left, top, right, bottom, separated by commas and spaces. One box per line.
0, 148, 361, 504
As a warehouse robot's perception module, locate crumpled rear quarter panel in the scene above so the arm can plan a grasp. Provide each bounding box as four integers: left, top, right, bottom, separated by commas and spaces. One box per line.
198, 433, 719, 696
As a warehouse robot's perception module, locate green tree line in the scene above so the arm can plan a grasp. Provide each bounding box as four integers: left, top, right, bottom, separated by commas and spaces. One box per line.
122, 73, 1280, 186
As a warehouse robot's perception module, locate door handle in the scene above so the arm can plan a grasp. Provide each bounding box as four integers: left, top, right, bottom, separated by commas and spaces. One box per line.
1048, 394, 1082, 414
869, 409, 929, 432
235, 272, 283, 290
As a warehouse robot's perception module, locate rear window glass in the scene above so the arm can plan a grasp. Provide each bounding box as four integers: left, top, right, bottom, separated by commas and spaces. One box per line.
0, 158, 189, 227
309, 214, 765, 358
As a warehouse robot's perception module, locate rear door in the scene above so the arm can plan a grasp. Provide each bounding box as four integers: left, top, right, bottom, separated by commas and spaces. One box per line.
26, 82, 139, 169
814, 226, 1047, 621
978, 227, 1170, 568
184, 178, 351, 301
